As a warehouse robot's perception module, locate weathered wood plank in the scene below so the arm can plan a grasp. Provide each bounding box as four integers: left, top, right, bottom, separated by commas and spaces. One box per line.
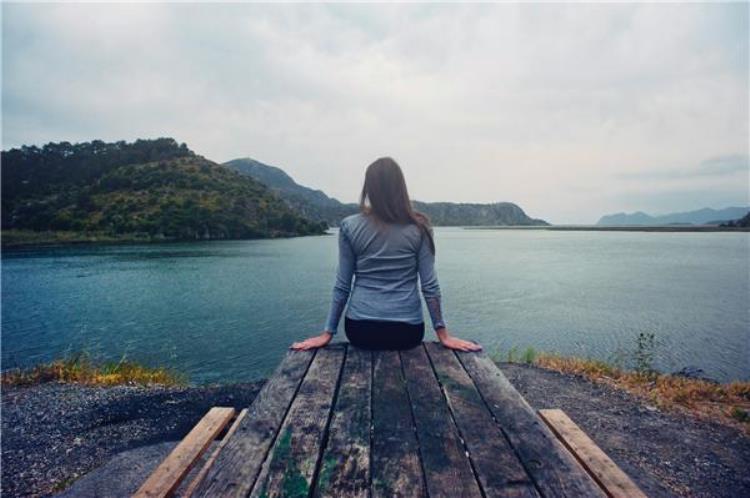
192, 348, 317, 497
249, 344, 347, 498
312, 346, 372, 498
134, 406, 235, 498
183, 408, 248, 497
539, 409, 648, 498
400, 345, 483, 498
371, 350, 427, 498
457, 351, 606, 498
425, 342, 539, 498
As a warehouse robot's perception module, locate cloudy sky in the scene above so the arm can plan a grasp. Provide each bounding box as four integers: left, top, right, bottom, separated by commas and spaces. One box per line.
2, 2, 748, 224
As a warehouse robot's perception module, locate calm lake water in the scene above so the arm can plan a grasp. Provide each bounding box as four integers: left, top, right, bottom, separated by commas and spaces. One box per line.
2, 228, 748, 383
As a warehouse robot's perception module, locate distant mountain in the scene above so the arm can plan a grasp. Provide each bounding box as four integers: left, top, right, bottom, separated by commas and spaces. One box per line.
223, 158, 356, 223
597, 207, 750, 226
1, 139, 327, 244
720, 212, 750, 228
413, 201, 548, 226
224, 158, 549, 226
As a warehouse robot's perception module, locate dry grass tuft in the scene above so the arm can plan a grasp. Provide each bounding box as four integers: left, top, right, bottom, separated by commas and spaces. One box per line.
1, 353, 185, 387
533, 352, 750, 433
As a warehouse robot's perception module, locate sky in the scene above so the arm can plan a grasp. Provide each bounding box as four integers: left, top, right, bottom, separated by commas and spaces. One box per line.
2, 2, 748, 224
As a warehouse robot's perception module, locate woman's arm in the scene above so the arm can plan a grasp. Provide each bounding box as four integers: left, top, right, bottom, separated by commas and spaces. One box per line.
291, 224, 355, 350
416, 228, 446, 331
417, 229, 482, 352
323, 225, 356, 334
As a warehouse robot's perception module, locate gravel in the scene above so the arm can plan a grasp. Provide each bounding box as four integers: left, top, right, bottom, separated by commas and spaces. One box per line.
500, 363, 750, 498
1, 381, 264, 497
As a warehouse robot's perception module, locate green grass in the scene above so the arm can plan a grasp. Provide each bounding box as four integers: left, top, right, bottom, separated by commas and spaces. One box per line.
1, 352, 186, 387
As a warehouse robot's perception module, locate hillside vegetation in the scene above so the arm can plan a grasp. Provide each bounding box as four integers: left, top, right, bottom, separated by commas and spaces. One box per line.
223, 157, 356, 224
1, 138, 327, 245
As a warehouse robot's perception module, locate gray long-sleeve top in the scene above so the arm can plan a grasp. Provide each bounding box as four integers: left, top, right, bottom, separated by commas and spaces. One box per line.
323, 212, 446, 334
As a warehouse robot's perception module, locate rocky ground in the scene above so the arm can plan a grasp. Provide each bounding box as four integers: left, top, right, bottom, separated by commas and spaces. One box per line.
501, 363, 750, 498
1, 381, 264, 497
2, 365, 748, 497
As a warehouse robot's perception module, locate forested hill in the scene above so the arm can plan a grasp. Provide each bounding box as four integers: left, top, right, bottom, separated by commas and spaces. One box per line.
1, 138, 327, 244
413, 201, 548, 226
223, 157, 358, 223
224, 157, 549, 226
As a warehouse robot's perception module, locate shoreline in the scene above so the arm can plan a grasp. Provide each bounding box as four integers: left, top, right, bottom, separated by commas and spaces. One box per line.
2, 360, 749, 497
0, 228, 332, 250
0, 225, 750, 250
466, 225, 750, 232
3, 224, 747, 250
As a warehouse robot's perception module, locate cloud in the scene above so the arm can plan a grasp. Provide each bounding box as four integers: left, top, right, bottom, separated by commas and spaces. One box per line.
697, 155, 750, 176
618, 154, 749, 179
2, 2, 748, 223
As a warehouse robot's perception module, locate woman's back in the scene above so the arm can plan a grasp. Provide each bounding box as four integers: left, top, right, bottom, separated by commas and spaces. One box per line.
291, 156, 480, 353
323, 212, 445, 333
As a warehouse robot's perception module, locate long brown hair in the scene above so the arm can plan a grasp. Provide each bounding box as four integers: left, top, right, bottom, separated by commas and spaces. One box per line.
359, 157, 436, 254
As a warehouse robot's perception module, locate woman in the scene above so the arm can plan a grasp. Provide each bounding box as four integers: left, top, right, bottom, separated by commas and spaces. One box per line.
291, 157, 482, 352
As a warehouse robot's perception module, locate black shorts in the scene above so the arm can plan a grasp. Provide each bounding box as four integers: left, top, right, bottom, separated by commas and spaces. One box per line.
344, 317, 425, 351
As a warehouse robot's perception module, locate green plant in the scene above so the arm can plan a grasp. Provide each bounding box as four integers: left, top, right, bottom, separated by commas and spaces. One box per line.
730, 407, 750, 424
522, 347, 536, 364
633, 332, 657, 377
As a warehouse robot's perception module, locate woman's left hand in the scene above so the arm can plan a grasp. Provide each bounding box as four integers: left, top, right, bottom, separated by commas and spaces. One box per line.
436, 327, 483, 352
290, 331, 333, 351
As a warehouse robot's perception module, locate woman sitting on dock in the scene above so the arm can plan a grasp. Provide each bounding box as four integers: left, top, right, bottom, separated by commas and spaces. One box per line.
291, 157, 483, 352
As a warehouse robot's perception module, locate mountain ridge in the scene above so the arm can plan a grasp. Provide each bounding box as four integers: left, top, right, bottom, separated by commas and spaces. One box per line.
223, 157, 549, 226
598, 206, 750, 226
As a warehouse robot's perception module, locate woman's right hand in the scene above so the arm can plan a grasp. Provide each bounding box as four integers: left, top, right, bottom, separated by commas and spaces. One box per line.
436, 328, 483, 352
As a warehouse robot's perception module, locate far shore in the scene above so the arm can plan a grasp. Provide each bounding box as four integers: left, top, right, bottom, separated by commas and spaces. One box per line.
466, 224, 750, 232
2, 224, 748, 250
0, 228, 332, 249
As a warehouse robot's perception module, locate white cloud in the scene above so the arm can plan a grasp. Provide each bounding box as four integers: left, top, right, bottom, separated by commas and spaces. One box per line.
2, 2, 748, 223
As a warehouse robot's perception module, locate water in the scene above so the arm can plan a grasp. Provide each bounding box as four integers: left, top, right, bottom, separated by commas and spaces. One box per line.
2, 228, 748, 383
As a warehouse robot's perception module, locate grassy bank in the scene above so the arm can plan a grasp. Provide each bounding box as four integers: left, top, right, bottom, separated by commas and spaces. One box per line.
1, 228, 332, 249
1, 352, 185, 387
490, 346, 750, 433
1, 229, 156, 248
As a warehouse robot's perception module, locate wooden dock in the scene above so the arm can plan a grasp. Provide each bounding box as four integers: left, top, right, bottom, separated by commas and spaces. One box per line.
136, 341, 645, 498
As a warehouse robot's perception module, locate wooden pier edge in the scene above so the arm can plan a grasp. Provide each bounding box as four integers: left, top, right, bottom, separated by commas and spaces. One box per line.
182, 408, 249, 497
133, 406, 236, 498
538, 408, 648, 498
